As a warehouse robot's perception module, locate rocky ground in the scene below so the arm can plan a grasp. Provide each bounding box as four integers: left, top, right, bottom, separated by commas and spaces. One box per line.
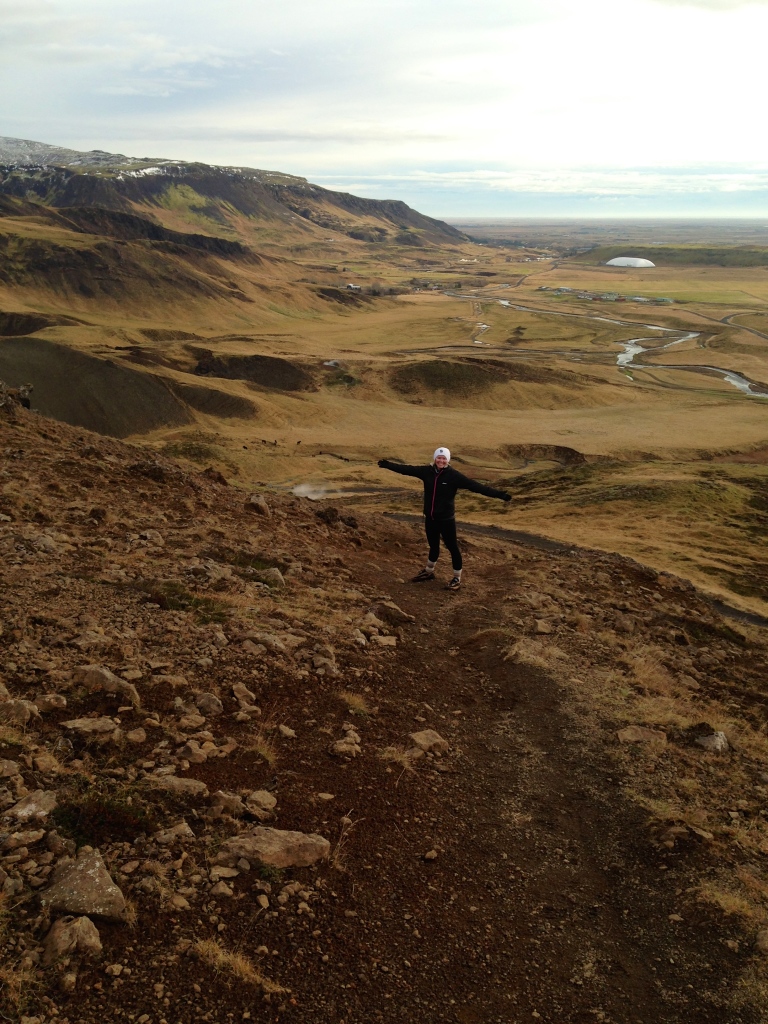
2, 392, 768, 1024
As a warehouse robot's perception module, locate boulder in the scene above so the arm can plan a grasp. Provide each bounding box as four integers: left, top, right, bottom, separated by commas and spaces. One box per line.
254, 568, 285, 589
1, 828, 45, 852
195, 693, 223, 717
410, 729, 450, 754
3, 789, 58, 823
35, 693, 67, 713
147, 776, 209, 799
62, 716, 119, 736
244, 631, 288, 654
213, 827, 330, 869
331, 738, 361, 757
154, 821, 195, 845
178, 713, 206, 732
0, 758, 20, 779
245, 790, 277, 821
246, 494, 271, 518
210, 865, 239, 883
371, 600, 415, 626
34, 753, 62, 774
370, 635, 397, 647
43, 915, 102, 965
696, 731, 729, 753
233, 682, 257, 705
209, 790, 245, 817
177, 739, 207, 764
361, 612, 386, 631
0, 699, 39, 726
73, 665, 140, 707
41, 849, 126, 922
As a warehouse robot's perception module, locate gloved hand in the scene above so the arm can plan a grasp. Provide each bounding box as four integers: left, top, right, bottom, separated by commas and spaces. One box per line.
502, 492, 512, 502
377, 459, 388, 468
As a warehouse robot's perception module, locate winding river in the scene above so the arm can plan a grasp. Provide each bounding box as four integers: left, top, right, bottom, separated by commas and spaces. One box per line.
496, 300, 768, 399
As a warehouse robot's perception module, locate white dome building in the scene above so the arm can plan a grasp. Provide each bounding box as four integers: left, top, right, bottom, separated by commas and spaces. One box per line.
605, 256, 655, 268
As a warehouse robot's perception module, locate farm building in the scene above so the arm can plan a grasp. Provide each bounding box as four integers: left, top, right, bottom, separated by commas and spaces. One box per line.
605, 257, 656, 268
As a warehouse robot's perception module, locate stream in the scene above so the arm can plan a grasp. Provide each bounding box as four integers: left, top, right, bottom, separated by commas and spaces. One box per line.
496, 300, 768, 398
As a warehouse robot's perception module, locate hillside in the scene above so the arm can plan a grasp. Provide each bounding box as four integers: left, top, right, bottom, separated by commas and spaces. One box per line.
571, 245, 768, 268
3, 393, 768, 1022
0, 136, 464, 248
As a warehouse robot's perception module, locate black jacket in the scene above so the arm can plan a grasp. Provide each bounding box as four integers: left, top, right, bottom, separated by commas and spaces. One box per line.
378, 460, 510, 521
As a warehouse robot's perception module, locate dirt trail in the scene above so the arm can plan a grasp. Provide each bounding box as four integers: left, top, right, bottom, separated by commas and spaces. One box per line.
325, 540, 759, 1024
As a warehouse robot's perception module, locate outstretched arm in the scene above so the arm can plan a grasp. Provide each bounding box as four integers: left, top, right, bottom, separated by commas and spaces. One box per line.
377, 459, 427, 479
455, 472, 511, 502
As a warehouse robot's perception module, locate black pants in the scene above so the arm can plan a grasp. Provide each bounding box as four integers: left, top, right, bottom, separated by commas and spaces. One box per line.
425, 516, 462, 571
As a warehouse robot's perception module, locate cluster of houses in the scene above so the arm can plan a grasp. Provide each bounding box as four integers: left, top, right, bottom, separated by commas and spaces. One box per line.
537, 286, 675, 305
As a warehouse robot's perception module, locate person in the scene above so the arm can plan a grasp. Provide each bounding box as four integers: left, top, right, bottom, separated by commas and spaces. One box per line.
378, 446, 511, 591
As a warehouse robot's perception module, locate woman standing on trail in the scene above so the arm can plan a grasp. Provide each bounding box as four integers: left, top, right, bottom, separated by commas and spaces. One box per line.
378, 447, 511, 591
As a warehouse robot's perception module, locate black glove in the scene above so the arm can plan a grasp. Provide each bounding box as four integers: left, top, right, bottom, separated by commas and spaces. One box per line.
501, 492, 512, 502
377, 459, 388, 468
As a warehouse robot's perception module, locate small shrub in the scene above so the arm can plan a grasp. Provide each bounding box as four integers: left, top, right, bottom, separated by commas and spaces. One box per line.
257, 864, 284, 884
52, 789, 157, 847
141, 580, 230, 623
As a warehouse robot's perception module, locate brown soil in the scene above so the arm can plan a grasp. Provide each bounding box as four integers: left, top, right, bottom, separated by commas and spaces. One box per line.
1, 400, 768, 1024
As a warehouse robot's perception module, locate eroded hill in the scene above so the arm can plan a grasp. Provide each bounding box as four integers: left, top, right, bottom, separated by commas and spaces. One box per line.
3, 396, 768, 1023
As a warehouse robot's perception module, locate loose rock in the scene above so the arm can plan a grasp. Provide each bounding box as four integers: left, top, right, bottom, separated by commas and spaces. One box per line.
43, 915, 103, 964
41, 848, 127, 922
213, 827, 330, 869
410, 729, 450, 754
696, 731, 729, 753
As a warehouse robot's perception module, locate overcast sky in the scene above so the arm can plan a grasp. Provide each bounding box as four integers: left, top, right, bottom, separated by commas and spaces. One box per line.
2, 0, 767, 217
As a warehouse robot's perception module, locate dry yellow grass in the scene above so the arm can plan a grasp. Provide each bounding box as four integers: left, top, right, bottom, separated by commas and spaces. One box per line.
698, 878, 767, 925
504, 638, 567, 671
194, 938, 288, 994
378, 744, 419, 771
337, 690, 372, 716
0, 955, 38, 1017
625, 646, 677, 695
239, 724, 280, 768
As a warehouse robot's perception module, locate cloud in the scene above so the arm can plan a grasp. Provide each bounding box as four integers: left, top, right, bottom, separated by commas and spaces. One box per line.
648, 0, 766, 6
2, 0, 767, 218
315, 167, 768, 196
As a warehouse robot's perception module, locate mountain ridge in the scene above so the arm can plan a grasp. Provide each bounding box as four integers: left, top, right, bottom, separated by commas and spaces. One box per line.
0, 136, 464, 247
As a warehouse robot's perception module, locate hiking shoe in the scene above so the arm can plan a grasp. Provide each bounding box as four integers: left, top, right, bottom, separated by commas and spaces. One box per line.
447, 576, 461, 591
411, 569, 436, 582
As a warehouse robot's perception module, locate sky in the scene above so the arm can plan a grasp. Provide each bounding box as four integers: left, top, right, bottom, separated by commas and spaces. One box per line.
2, 0, 768, 218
